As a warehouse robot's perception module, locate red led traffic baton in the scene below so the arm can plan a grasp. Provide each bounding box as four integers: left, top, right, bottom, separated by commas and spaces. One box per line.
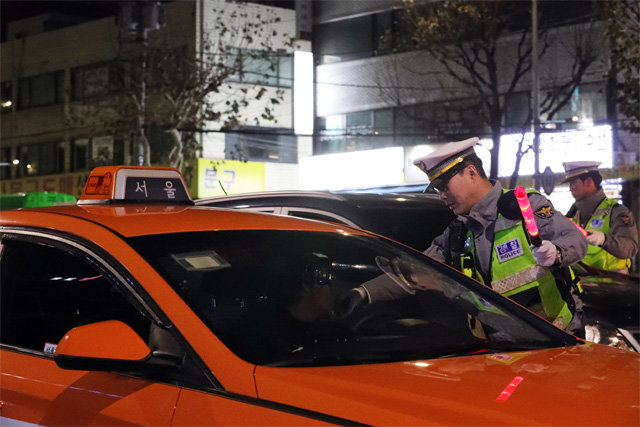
514, 187, 542, 247
573, 222, 588, 238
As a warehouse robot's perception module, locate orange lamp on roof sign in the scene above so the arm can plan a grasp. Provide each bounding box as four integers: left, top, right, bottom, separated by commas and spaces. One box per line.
79, 166, 192, 205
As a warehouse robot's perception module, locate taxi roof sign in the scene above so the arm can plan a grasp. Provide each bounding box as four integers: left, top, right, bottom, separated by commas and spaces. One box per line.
79, 166, 192, 205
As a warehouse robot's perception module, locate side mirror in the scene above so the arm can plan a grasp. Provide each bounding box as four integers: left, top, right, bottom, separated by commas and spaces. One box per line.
54, 320, 152, 371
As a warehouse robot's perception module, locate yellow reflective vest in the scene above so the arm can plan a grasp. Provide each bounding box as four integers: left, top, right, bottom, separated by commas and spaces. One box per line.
571, 198, 631, 271
456, 202, 574, 329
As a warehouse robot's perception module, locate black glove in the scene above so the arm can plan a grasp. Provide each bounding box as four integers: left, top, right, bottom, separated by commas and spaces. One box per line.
336, 288, 367, 317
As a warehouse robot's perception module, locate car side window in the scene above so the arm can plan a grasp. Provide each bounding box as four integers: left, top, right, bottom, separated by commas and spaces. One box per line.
0, 237, 150, 354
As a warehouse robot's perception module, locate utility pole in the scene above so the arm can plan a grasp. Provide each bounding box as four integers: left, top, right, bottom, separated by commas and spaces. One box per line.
117, 1, 163, 166
531, 0, 541, 190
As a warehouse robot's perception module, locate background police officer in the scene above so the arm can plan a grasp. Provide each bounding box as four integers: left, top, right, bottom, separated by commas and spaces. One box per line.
412, 138, 588, 335
563, 161, 638, 274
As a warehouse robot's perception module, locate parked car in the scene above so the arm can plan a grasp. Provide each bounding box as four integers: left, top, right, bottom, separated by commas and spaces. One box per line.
2, 166, 639, 426
197, 191, 640, 352
574, 264, 640, 351
196, 191, 455, 251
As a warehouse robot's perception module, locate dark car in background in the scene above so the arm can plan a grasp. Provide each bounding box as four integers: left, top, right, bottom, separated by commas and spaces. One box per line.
196, 191, 454, 251
197, 190, 639, 352
575, 264, 640, 351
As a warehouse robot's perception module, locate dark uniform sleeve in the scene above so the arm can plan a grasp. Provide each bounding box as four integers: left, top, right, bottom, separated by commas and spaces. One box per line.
529, 193, 588, 267
601, 204, 639, 259
423, 227, 449, 263
361, 227, 451, 304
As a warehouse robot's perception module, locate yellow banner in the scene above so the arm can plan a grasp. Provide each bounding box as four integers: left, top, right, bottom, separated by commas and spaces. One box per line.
196, 158, 265, 198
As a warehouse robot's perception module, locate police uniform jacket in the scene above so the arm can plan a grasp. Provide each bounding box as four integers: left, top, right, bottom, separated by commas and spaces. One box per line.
360, 181, 588, 305
570, 188, 638, 261
424, 181, 588, 277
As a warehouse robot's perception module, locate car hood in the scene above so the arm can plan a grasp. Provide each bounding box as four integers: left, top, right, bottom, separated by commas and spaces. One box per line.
255, 343, 640, 426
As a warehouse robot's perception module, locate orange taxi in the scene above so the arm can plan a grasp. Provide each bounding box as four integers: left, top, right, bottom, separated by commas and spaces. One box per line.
1, 166, 638, 426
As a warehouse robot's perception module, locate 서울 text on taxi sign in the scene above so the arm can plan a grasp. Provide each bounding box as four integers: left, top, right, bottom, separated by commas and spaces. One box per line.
78, 166, 192, 205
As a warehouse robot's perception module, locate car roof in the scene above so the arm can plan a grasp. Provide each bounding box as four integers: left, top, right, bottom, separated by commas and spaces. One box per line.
195, 190, 453, 252
196, 191, 448, 213
0, 204, 370, 238
197, 190, 442, 204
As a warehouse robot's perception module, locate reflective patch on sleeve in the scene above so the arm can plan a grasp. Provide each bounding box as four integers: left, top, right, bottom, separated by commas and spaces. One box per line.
534, 205, 554, 219
495, 238, 524, 263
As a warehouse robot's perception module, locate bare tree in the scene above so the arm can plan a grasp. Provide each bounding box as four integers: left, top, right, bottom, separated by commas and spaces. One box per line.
599, 0, 640, 135
391, 0, 600, 180
67, 2, 293, 177
509, 20, 604, 187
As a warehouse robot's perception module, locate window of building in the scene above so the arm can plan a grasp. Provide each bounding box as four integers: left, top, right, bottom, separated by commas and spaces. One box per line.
314, 15, 372, 64
504, 92, 530, 128
316, 115, 345, 154
314, 11, 398, 64
374, 109, 393, 136
72, 62, 125, 100
2, 81, 13, 112
18, 71, 64, 109
317, 110, 398, 154
17, 141, 64, 177
71, 136, 124, 171
227, 49, 293, 88
346, 111, 372, 135
550, 82, 607, 124
1, 146, 12, 180
72, 138, 89, 171
225, 127, 297, 163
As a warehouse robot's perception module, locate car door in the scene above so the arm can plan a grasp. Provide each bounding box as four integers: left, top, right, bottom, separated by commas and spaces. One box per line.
0, 232, 183, 426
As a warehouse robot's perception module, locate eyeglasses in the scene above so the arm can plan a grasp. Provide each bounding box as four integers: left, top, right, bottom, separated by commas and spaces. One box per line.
433, 176, 454, 194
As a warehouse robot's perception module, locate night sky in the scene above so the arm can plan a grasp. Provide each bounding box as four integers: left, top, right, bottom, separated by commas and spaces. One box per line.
1, 0, 296, 41
1, 0, 119, 41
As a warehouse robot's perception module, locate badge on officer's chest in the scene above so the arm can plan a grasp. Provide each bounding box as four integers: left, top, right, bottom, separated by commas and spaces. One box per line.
495, 238, 524, 263
590, 218, 604, 228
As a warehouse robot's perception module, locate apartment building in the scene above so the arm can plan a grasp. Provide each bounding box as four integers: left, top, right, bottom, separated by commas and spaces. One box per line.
1, 0, 311, 197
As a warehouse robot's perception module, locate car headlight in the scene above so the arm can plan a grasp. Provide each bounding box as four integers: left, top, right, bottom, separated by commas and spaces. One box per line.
585, 323, 635, 352
584, 324, 601, 343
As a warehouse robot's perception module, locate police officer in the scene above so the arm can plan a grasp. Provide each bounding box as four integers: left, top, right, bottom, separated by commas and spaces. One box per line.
563, 161, 638, 274
345, 138, 587, 336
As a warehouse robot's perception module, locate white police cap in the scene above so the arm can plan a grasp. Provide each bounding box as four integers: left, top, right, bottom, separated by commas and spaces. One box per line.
413, 137, 479, 189
562, 160, 602, 182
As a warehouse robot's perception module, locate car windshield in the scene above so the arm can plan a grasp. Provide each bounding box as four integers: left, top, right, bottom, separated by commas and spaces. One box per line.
128, 230, 577, 367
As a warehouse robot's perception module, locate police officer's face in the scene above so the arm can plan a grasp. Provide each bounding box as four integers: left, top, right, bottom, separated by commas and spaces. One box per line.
569, 177, 593, 201
435, 168, 477, 215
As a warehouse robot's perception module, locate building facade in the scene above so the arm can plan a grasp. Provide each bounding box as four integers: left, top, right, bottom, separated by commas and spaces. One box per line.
1, 0, 311, 197
303, 0, 638, 202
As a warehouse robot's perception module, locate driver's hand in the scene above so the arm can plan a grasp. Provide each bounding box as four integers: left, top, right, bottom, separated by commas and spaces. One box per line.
336, 287, 367, 317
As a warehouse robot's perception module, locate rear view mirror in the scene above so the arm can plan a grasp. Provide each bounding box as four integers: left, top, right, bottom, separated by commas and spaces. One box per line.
54, 320, 152, 371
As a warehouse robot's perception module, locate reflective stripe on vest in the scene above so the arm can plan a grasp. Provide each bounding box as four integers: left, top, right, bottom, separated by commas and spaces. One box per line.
573, 198, 631, 271
491, 265, 547, 294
